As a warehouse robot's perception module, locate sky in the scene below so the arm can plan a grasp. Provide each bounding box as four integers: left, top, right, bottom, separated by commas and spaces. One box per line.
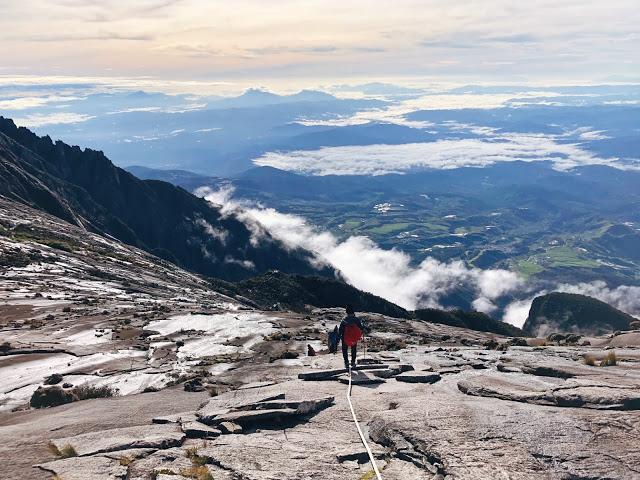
1, 0, 639, 87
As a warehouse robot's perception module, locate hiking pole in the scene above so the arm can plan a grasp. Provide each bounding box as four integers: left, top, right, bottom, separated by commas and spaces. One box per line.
364, 335, 367, 362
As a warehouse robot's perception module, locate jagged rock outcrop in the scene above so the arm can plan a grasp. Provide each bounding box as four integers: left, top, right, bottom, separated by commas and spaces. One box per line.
0, 116, 323, 281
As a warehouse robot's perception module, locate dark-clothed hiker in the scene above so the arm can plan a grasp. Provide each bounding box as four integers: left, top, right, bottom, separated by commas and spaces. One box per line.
339, 305, 365, 369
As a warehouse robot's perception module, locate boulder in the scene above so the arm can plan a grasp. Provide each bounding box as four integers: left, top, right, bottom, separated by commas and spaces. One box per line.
183, 377, 206, 392
44, 373, 64, 385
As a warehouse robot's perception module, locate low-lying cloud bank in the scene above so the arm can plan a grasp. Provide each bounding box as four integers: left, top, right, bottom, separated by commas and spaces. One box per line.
252, 133, 636, 176
199, 187, 640, 328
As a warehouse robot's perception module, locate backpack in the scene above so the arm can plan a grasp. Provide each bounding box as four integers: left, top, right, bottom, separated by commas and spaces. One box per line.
328, 326, 340, 354
343, 323, 363, 347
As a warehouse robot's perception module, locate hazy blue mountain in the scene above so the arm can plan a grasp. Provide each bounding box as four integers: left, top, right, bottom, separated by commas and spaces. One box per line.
206, 89, 336, 108
35, 95, 386, 175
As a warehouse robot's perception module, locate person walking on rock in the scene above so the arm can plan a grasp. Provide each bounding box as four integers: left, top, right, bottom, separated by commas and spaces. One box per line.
339, 305, 366, 369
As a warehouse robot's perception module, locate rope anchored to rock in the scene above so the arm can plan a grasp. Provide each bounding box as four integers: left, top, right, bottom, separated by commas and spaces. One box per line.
347, 360, 383, 480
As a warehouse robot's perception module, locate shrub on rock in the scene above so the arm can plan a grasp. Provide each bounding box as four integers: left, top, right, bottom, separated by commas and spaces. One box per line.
30, 386, 77, 408
72, 384, 117, 400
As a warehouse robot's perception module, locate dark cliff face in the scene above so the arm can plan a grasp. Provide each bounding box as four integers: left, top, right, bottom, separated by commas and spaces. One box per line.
0, 116, 323, 281
523, 292, 634, 337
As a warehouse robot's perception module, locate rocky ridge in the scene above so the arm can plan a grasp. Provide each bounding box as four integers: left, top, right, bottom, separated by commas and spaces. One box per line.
2, 195, 640, 479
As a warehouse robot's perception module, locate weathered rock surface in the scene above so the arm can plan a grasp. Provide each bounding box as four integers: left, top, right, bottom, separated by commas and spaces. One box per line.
181, 421, 221, 438
152, 412, 198, 424
200, 395, 334, 428
458, 372, 640, 410
339, 371, 385, 385
37, 455, 128, 480
297, 364, 388, 381
395, 372, 442, 384
50, 424, 184, 456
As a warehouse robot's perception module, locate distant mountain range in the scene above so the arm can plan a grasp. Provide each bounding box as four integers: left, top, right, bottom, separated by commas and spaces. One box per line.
0, 116, 323, 281
205, 88, 337, 109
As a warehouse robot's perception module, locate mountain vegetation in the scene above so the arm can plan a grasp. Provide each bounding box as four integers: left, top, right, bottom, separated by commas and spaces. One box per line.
523, 292, 635, 336
208, 271, 411, 318
414, 308, 524, 337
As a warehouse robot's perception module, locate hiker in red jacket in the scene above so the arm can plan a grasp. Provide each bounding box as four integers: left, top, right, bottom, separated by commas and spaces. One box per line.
339, 305, 366, 369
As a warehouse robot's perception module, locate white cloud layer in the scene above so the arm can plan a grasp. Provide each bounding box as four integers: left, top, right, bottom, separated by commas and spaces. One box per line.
199, 186, 524, 311
200, 187, 640, 331
12, 112, 95, 127
253, 133, 634, 176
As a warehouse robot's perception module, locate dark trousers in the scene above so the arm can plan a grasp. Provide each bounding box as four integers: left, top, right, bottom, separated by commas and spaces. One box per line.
342, 341, 357, 368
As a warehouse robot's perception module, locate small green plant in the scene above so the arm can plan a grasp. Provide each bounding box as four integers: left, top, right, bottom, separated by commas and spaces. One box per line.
584, 354, 596, 366
47, 441, 77, 458
600, 351, 617, 367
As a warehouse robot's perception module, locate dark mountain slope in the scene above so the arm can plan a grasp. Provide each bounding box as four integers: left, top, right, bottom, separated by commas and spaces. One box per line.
0, 116, 322, 281
209, 271, 411, 319
414, 308, 524, 337
209, 271, 527, 336
523, 292, 635, 336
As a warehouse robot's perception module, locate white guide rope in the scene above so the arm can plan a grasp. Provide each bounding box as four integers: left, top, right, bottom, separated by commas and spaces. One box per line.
346, 339, 383, 479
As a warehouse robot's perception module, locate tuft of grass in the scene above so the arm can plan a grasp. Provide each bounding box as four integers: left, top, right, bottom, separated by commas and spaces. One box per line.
179, 466, 213, 480
47, 441, 77, 458
600, 351, 617, 367
185, 446, 199, 459
584, 355, 596, 366
47, 442, 61, 457
359, 471, 377, 480
151, 469, 177, 478
185, 446, 208, 467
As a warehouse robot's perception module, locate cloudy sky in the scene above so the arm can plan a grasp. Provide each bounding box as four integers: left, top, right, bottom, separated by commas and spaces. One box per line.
1, 0, 639, 86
